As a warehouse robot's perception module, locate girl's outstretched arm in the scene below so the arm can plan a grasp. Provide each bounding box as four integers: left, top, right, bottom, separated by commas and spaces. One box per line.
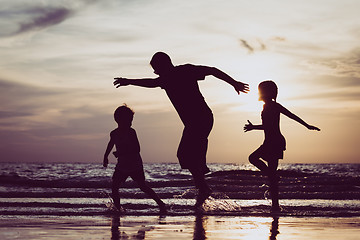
280, 105, 320, 131
244, 120, 264, 132
113, 77, 160, 88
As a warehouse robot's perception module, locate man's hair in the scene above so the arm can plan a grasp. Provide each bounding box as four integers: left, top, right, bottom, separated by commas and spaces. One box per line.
150, 52, 172, 68
114, 104, 134, 124
258, 80, 278, 101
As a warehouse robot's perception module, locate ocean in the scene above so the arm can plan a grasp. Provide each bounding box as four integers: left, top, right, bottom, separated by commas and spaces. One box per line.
0, 163, 359, 217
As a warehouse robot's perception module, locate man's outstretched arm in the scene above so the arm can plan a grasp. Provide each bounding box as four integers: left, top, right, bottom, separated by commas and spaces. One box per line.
205, 67, 249, 94
113, 77, 159, 88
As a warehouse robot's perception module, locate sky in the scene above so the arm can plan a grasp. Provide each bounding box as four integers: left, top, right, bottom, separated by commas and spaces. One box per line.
0, 0, 359, 164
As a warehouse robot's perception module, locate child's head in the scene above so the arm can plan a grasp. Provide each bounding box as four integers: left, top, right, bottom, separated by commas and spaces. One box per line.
258, 80, 278, 102
150, 52, 173, 75
114, 104, 134, 127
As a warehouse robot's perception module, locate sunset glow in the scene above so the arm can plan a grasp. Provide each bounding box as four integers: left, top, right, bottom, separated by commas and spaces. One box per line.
0, 0, 359, 164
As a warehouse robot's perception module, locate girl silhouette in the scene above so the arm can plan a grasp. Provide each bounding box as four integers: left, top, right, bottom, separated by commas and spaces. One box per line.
244, 80, 320, 212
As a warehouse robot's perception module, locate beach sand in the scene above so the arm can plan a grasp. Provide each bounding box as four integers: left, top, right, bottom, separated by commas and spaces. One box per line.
0, 215, 359, 240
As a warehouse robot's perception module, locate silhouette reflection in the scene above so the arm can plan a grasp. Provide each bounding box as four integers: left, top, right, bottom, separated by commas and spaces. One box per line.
269, 217, 279, 240
109, 214, 279, 239
193, 213, 207, 240
111, 215, 154, 240
111, 216, 125, 240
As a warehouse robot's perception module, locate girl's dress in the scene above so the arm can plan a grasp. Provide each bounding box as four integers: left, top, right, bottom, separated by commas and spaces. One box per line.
255, 101, 286, 160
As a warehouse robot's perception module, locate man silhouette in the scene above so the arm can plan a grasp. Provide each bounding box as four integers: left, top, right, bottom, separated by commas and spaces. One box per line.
114, 52, 249, 209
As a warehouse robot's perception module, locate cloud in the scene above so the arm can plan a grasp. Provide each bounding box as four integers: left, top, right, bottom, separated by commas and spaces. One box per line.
239, 39, 254, 53
0, 78, 62, 96
271, 36, 287, 42
0, 111, 33, 119
289, 88, 360, 102
238, 38, 268, 54
317, 75, 360, 88
0, 0, 101, 38
12, 7, 73, 36
258, 39, 266, 51
302, 49, 360, 87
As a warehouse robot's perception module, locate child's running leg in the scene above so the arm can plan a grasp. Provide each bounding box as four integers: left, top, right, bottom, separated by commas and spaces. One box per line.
131, 171, 166, 213
111, 172, 128, 211
268, 158, 280, 211
111, 181, 122, 211
137, 181, 166, 210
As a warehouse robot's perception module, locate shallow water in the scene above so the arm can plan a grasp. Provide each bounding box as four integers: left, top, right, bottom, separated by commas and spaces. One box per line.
0, 163, 359, 217
0, 215, 359, 240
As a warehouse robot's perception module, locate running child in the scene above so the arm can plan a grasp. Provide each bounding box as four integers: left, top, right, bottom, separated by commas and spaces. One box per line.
103, 104, 166, 213
244, 80, 320, 212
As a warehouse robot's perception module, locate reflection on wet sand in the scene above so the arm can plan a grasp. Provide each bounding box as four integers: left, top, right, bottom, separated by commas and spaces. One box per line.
110, 215, 280, 240
269, 217, 279, 240
193, 213, 207, 240
192, 214, 280, 240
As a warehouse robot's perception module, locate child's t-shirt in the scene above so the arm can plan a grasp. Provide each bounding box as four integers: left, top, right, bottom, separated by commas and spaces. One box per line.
110, 127, 143, 172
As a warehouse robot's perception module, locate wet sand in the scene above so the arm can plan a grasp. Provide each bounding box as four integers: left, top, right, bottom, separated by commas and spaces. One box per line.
0, 215, 359, 240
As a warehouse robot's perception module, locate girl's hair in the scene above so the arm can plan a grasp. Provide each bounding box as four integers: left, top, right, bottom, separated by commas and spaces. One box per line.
114, 104, 134, 124
258, 80, 278, 101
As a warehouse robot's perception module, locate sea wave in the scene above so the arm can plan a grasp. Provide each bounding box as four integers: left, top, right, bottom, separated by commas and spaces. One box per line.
0, 163, 359, 217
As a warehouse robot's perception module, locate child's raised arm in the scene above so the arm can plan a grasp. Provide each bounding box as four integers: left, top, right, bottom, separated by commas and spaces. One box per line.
244, 120, 264, 132
103, 138, 115, 168
280, 105, 320, 131
113, 77, 159, 88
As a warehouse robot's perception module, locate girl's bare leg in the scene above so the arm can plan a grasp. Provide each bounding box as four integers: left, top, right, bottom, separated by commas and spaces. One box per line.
268, 158, 280, 211
249, 151, 269, 174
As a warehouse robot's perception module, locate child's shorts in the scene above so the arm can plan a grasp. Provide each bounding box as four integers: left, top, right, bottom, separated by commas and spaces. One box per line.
112, 168, 145, 183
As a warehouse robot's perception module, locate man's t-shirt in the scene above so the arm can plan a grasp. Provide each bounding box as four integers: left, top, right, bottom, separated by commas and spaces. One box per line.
157, 64, 212, 125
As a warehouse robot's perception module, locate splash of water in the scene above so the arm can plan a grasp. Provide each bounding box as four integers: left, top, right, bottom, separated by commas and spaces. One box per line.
102, 191, 125, 213
202, 196, 241, 212
173, 188, 197, 198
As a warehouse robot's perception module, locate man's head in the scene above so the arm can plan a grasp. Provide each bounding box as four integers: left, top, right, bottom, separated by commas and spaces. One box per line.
114, 104, 134, 127
150, 52, 174, 75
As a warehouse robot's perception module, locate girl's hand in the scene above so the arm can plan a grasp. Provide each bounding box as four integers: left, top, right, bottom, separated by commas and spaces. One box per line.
244, 120, 254, 132
307, 125, 320, 131
113, 77, 130, 88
